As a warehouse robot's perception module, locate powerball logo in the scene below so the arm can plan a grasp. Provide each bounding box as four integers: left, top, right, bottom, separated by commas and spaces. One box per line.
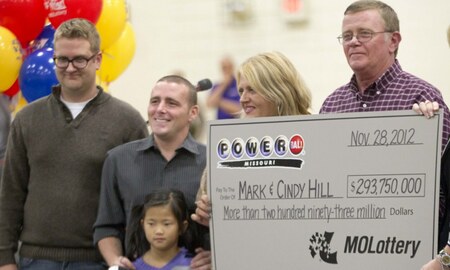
216, 134, 305, 169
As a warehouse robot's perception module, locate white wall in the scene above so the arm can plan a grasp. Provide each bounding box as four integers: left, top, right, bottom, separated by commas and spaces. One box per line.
109, 0, 450, 143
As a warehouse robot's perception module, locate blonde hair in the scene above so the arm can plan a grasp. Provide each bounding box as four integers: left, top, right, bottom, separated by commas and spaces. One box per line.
237, 51, 312, 116
196, 169, 208, 200
54, 18, 100, 54
447, 25, 450, 47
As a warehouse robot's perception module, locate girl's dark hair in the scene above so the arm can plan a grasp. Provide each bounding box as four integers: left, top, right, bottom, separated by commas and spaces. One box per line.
125, 188, 196, 260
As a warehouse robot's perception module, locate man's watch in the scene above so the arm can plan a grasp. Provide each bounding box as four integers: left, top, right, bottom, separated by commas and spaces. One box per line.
439, 249, 450, 267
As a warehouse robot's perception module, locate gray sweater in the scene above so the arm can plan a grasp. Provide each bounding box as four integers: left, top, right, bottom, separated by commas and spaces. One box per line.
0, 94, 10, 198
0, 95, 10, 160
0, 86, 149, 266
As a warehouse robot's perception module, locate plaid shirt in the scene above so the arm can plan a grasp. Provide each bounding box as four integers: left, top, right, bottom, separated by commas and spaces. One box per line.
320, 59, 450, 224
320, 59, 450, 153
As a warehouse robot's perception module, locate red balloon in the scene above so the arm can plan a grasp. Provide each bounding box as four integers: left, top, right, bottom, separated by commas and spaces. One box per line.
48, 0, 103, 29
2, 79, 20, 97
0, 0, 47, 47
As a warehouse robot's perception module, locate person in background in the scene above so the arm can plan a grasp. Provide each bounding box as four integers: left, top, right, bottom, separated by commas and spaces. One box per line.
0, 94, 11, 179
0, 18, 148, 270
420, 24, 450, 270
192, 51, 312, 226
93, 75, 210, 270
206, 56, 241, 119
125, 189, 196, 270
447, 25, 450, 49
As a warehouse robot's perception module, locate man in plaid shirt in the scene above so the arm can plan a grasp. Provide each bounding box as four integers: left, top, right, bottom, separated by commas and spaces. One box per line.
318, 1, 449, 269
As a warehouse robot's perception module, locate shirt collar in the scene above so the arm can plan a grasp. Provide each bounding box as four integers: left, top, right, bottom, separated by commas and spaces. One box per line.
136, 133, 201, 155
349, 59, 403, 93
375, 59, 402, 90
51, 84, 109, 105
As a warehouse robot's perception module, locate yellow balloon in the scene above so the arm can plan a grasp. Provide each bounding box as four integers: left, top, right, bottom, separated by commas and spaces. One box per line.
96, 75, 109, 92
0, 26, 23, 91
97, 22, 136, 83
96, 0, 127, 50
12, 92, 28, 117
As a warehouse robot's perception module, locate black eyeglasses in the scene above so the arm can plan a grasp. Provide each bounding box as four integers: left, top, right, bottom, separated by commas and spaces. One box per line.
53, 53, 98, 69
337, 30, 393, 45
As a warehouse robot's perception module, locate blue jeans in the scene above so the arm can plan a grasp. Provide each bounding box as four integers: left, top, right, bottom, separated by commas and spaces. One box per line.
19, 258, 107, 270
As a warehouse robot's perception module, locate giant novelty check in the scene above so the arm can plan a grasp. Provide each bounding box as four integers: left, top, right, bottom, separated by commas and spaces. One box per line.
207, 110, 443, 270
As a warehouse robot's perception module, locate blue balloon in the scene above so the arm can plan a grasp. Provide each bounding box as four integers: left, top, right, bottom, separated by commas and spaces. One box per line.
19, 47, 58, 103
32, 24, 55, 51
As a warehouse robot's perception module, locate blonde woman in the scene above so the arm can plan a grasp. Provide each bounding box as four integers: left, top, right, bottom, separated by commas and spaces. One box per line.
193, 51, 312, 226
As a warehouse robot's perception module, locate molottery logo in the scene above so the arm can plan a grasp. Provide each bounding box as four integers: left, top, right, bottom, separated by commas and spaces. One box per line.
343, 235, 421, 258
216, 134, 305, 169
309, 231, 338, 264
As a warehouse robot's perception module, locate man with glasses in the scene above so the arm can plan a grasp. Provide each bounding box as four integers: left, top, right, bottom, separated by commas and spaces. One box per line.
321, 0, 449, 150
321, 0, 449, 147
320, 0, 450, 268
0, 18, 148, 270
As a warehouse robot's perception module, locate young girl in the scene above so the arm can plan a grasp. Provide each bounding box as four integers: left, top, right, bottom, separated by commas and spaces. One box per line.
126, 189, 195, 270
